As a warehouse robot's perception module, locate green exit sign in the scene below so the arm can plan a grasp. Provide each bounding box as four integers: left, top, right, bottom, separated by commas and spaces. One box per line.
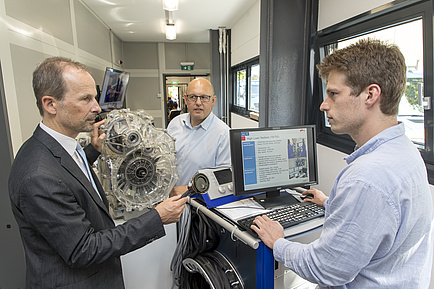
181, 65, 194, 70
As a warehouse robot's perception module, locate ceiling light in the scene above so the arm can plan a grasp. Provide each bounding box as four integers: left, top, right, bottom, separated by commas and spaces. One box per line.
166, 23, 176, 40
162, 0, 178, 11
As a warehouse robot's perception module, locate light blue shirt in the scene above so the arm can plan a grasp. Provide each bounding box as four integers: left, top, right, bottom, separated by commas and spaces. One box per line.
167, 112, 231, 186
273, 123, 434, 288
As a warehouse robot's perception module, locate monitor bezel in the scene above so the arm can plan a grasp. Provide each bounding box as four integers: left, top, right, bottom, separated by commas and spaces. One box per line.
230, 125, 319, 197
99, 67, 130, 111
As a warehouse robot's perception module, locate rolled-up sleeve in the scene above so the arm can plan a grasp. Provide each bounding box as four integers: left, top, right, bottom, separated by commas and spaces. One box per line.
272, 180, 398, 287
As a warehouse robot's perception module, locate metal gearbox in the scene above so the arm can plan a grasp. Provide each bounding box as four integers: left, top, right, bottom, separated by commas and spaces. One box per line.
98, 109, 178, 214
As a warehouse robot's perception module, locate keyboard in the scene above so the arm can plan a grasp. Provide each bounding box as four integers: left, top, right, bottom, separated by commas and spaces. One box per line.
237, 202, 325, 237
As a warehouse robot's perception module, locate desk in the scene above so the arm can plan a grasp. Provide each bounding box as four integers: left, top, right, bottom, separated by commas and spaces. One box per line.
188, 198, 324, 289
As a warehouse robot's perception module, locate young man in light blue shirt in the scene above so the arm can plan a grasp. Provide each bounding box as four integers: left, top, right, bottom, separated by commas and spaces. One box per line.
252, 39, 434, 288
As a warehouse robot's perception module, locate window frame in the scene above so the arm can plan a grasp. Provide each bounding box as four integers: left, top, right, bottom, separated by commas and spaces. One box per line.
312, 0, 434, 183
231, 56, 260, 120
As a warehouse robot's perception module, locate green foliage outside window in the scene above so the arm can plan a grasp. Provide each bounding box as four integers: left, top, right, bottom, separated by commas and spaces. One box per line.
405, 78, 423, 113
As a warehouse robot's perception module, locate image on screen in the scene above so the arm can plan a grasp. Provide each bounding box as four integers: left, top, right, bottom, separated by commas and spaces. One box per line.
288, 138, 308, 180
230, 125, 318, 200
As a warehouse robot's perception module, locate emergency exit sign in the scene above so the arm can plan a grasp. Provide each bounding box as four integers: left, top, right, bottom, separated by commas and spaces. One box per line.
180, 62, 194, 71
181, 65, 194, 70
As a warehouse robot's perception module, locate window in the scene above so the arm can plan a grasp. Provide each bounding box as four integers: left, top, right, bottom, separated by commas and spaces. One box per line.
249, 64, 260, 112
235, 69, 246, 107
231, 57, 260, 119
321, 19, 424, 146
313, 1, 434, 182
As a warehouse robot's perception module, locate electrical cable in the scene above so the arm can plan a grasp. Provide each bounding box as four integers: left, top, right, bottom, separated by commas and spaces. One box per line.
171, 201, 225, 289
170, 203, 192, 288
171, 171, 244, 288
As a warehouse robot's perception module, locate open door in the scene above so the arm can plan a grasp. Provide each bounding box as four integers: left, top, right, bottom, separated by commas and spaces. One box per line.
164, 75, 210, 127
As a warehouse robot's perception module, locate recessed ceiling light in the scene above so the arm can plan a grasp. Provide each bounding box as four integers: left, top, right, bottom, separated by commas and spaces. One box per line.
165, 23, 176, 40
162, 0, 178, 11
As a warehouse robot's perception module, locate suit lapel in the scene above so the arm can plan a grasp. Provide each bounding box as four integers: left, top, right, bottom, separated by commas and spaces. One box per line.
60, 157, 109, 212
33, 126, 111, 215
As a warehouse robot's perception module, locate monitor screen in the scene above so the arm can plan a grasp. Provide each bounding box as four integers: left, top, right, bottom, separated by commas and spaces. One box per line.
99, 67, 130, 111
230, 125, 318, 208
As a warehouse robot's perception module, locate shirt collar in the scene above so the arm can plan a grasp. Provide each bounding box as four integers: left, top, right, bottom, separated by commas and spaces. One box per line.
39, 121, 78, 157
345, 122, 405, 165
183, 112, 214, 130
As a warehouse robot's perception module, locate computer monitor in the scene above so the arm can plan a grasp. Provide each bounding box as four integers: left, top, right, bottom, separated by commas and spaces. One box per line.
230, 125, 318, 209
99, 67, 130, 111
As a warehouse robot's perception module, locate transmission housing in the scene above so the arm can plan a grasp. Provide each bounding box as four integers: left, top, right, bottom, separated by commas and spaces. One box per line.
98, 109, 178, 214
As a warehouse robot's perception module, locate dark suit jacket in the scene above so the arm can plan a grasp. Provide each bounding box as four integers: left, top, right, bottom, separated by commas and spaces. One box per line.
9, 125, 166, 289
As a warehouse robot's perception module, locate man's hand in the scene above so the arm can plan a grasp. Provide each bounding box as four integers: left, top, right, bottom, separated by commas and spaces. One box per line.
155, 195, 187, 224
91, 119, 106, 152
251, 215, 284, 249
170, 185, 188, 197
302, 188, 328, 207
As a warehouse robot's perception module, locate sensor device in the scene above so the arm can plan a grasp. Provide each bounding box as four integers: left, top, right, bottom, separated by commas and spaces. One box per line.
181, 173, 210, 198
197, 167, 232, 198
189, 166, 252, 208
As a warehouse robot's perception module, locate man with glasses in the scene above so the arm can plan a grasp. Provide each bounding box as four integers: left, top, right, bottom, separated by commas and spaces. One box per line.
167, 78, 230, 196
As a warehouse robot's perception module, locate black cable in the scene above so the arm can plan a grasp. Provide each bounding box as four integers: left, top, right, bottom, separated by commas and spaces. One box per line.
200, 252, 240, 289
171, 203, 220, 288
180, 208, 220, 288
170, 205, 191, 287
182, 251, 243, 289
171, 202, 244, 289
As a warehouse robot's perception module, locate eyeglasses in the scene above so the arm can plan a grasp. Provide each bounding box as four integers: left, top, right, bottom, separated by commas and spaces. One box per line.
186, 94, 213, 103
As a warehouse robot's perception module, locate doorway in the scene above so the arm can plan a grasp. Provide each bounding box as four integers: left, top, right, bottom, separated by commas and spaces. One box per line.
164, 74, 210, 127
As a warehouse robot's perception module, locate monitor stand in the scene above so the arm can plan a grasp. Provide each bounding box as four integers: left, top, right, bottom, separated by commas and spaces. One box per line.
253, 190, 299, 209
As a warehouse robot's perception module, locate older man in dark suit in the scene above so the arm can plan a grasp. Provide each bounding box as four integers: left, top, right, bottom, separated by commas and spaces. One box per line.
8, 57, 186, 289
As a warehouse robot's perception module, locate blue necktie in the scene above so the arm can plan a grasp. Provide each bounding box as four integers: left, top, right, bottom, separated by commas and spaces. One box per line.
76, 143, 102, 200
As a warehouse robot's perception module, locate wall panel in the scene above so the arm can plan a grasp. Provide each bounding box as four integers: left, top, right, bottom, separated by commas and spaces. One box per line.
318, 0, 392, 30
5, 0, 73, 45
186, 43, 210, 69
165, 43, 187, 69
112, 33, 123, 66
74, 0, 111, 62
10, 45, 47, 140
87, 66, 105, 87
126, 77, 161, 111
165, 43, 210, 70
231, 0, 260, 66
123, 42, 159, 69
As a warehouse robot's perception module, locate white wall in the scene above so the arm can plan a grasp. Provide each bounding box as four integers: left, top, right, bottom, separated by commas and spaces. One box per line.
231, 0, 260, 67
231, 112, 259, 129
313, 144, 346, 193
0, 0, 119, 155
230, 0, 260, 128
318, 0, 392, 30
